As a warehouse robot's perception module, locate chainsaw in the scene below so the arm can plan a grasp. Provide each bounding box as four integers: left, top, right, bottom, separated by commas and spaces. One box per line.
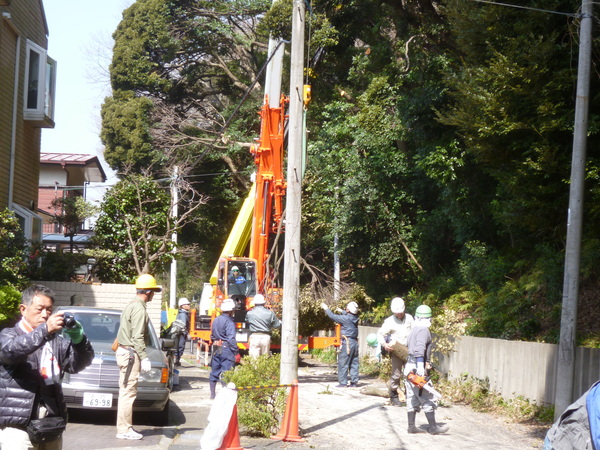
407, 369, 442, 400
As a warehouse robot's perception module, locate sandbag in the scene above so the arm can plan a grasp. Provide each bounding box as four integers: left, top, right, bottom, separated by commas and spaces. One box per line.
200, 383, 238, 450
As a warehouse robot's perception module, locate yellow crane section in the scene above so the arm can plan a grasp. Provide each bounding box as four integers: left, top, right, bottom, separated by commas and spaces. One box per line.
209, 182, 256, 285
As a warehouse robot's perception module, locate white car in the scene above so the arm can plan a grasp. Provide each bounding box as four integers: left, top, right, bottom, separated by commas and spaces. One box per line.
57, 306, 175, 425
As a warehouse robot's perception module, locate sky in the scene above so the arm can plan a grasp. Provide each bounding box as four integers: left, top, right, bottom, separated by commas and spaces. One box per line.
41, 0, 134, 202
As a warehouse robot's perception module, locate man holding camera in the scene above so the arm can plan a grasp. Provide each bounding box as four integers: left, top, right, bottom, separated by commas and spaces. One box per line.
115, 274, 161, 440
0, 284, 94, 449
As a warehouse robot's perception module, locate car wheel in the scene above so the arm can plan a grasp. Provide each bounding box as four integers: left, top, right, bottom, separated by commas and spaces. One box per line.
167, 354, 175, 391
151, 400, 170, 426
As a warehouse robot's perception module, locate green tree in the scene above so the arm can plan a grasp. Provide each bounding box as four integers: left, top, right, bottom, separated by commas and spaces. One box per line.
50, 196, 100, 253
92, 169, 206, 283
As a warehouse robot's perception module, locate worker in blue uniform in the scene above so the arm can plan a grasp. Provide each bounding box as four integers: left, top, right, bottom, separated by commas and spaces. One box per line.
321, 301, 360, 388
208, 298, 238, 399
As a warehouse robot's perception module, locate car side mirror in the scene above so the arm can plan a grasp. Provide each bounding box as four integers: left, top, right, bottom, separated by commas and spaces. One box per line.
160, 338, 175, 350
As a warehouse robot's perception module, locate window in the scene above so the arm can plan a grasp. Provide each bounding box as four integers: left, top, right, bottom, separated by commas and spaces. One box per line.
23, 40, 56, 127
11, 203, 43, 242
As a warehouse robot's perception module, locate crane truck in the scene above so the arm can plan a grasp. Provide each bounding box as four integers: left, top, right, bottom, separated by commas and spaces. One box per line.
189, 41, 340, 353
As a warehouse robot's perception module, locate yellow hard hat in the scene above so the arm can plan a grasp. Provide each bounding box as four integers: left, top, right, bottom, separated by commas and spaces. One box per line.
135, 274, 162, 291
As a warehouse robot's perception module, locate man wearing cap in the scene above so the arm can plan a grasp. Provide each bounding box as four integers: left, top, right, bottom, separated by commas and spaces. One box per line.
174, 298, 191, 366
377, 297, 414, 406
115, 274, 161, 440
321, 301, 360, 388
245, 294, 281, 357
208, 299, 238, 399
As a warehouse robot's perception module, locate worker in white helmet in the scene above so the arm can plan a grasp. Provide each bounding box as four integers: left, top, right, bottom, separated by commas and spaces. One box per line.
174, 297, 191, 366
245, 294, 281, 357
377, 297, 414, 406
208, 299, 238, 399
321, 301, 360, 388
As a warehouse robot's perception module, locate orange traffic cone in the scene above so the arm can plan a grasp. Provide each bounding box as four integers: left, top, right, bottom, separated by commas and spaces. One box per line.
218, 403, 246, 450
272, 380, 305, 442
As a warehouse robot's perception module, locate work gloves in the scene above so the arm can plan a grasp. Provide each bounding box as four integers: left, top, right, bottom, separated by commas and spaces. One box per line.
416, 361, 425, 377
64, 322, 84, 345
141, 357, 152, 373
320, 302, 329, 311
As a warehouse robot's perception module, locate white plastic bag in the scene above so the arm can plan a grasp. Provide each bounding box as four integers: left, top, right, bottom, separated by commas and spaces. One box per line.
200, 383, 238, 450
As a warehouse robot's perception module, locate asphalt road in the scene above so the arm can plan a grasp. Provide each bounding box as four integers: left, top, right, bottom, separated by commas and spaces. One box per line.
62, 353, 548, 450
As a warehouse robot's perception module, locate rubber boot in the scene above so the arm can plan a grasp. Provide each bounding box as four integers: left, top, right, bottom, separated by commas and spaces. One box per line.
407, 411, 424, 434
388, 387, 401, 407
209, 381, 217, 400
425, 411, 449, 434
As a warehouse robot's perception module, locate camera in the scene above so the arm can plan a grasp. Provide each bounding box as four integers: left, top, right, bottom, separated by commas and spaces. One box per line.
63, 312, 77, 329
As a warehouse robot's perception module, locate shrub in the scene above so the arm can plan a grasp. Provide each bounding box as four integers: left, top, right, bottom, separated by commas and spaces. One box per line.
223, 354, 287, 437
0, 209, 28, 289
0, 285, 21, 327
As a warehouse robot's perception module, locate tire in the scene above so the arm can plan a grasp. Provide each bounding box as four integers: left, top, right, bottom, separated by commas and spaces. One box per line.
167, 354, 175, 391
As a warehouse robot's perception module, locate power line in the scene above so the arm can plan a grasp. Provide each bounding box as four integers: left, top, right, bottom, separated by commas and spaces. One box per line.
470, 0, 580, 17
46, 171, 245, 192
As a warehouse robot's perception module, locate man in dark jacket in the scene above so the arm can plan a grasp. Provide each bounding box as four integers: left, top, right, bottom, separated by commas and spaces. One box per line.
208, 298, 238, 399
321, 301, 360, 388
174, 297, 191, 366
0, 284, 94, 449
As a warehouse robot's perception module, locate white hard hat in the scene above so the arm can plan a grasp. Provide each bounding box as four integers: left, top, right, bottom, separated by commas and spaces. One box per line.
178, 297, 190, 307
231, 266, 240, 271
220, 298, 235, 312
253, 294, 266, 305
391, 297, 405, 314
346, 301, 358, 314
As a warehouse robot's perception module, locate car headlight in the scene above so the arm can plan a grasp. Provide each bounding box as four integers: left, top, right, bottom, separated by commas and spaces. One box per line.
139, 368, 167, 383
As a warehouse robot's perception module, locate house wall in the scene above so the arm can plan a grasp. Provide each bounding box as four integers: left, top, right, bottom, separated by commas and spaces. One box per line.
0, 17, 17, 208
0, 0, 48, 211
40, 165, 68, 186
38, 186, 64, 216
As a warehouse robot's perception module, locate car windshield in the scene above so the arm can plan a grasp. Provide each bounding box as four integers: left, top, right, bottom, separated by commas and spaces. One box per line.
60, 310, 160, 349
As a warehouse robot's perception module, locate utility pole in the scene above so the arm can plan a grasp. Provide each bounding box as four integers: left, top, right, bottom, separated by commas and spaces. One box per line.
169, 165, 179, 310
554, 0, 592, 420
280, 0, 305, 385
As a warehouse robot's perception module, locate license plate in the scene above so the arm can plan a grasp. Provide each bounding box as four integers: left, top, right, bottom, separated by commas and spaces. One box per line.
83, 392, 112, 408
236, 332, 248, 342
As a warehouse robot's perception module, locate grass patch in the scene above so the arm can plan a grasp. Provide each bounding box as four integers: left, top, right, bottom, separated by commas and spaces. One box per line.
437, 373, 554, 425
310, 347, 338, 364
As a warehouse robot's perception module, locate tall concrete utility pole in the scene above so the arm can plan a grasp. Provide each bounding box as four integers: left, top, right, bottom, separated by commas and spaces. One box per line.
280, 0, 305, 384
554, 0, 593, 420
170, 165, 179, 310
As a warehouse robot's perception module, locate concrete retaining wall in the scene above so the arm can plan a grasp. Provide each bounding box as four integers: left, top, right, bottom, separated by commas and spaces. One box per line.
36, 281, 163, 336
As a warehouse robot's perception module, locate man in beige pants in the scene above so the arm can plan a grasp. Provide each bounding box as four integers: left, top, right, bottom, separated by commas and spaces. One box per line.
115, 274, 161, 440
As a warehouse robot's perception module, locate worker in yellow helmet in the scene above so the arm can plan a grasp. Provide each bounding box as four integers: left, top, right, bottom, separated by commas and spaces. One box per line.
115, 274, 162, 440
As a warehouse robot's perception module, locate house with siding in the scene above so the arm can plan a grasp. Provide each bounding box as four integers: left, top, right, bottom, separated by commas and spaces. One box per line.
38, 152, 106, 251
0, 0, 56, 241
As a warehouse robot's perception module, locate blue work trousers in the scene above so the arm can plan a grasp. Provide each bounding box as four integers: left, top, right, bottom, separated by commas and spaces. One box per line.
176, 334, 186, 361
209, 348, 235, 383
338, 337, 359, 386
